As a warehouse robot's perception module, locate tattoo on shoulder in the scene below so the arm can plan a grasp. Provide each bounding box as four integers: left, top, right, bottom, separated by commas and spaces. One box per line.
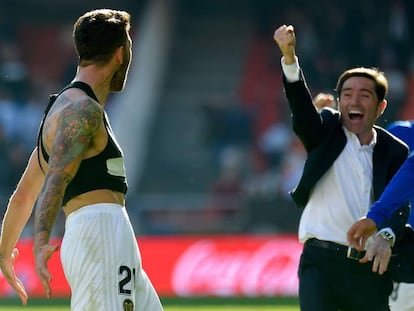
50, 96, 102, 169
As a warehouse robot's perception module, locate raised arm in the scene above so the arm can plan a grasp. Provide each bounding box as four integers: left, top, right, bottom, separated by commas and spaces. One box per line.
273, 24, 296, 65
273, 24, 327, 152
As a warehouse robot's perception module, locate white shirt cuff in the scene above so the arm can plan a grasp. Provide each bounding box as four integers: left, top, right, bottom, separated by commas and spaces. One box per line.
281, 56, 300, 82
375, 228, 396, 247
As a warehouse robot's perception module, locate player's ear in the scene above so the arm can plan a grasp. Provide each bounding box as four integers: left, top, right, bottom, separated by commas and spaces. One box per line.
114, 46, 124, 65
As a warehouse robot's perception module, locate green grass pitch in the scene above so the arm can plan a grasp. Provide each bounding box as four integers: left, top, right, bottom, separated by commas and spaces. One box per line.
0, 297, 300, 310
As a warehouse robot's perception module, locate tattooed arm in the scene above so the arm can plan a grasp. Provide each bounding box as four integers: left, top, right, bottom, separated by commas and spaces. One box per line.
0, 148, 45, 305
33, 94, 102, 298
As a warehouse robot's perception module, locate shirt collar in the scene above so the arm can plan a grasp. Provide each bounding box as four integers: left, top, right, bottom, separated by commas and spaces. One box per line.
343, 126, 377, 148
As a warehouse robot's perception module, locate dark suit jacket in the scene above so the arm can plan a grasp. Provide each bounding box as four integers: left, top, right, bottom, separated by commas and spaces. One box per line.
283, 71, 409, 239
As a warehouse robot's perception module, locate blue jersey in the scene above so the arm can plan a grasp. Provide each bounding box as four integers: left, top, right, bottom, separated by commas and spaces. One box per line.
368, 121, 414, 226
388, 121, 414, 151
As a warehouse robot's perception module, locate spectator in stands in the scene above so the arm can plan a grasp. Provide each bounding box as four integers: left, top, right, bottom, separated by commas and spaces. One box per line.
0, 124, 14, 193
0, 86, 28, 192
313, 92, 337, 111
202, 92, 254, 169
0, 40, 28, 102
257, 120, 292, 169
205, 146, 247, 232
14, 83, 48, 152
0, 86, 19, 140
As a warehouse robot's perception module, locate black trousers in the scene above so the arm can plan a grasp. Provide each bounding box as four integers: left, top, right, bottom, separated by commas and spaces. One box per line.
299, 239, 393, 311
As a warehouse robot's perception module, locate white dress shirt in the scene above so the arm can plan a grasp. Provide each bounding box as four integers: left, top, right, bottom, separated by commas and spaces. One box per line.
299, 128, 375, 245
281, 57, 376, 246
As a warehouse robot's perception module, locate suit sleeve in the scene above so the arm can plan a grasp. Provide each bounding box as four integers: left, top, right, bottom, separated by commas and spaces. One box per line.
282, 71, 325, 151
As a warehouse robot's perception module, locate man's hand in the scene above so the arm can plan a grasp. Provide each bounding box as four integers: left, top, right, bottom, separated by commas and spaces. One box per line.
0, 248, 28, 305
360, 235, 392, 275
347, 217, 377, 251
34, 243, 59, 299
273, 24, 296, 64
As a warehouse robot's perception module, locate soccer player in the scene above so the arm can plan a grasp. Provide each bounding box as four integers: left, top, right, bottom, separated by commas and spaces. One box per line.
0, 9, 163, 310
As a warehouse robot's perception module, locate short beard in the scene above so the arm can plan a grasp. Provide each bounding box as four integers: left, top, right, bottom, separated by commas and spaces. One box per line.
110, 64, 128, 92
110, 45, 131, 92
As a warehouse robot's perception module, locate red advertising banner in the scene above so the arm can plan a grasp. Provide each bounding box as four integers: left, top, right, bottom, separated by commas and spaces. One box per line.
0, 238, 69, 298
0, 235, 301, 299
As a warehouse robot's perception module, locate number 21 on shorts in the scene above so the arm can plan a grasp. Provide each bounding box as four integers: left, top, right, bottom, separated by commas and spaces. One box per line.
119, 265, 136, 295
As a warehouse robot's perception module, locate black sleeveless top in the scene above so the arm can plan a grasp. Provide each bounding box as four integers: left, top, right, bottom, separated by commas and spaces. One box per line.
37, 81, 128, 206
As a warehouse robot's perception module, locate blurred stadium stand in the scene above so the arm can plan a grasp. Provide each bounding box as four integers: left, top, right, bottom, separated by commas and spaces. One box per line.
0, 0, 413, 236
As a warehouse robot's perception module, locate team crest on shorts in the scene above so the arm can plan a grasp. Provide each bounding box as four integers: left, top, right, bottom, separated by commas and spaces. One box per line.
123, 299, 134, 311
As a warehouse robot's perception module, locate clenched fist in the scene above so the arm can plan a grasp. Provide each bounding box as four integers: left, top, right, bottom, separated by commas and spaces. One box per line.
273, 24, 296, 64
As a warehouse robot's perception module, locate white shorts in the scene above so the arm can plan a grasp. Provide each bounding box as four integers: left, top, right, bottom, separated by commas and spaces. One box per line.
389, 282, 414, 311
60, 203, 163, 311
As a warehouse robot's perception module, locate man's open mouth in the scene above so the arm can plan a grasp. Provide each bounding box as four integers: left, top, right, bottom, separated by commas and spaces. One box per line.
349, 111, 363, 120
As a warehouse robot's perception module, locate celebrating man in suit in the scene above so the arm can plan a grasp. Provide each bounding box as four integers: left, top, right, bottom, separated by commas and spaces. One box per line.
273, 24, 409, 311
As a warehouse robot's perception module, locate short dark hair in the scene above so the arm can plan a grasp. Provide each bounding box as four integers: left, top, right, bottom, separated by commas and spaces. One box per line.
73, 9, 131, 65
335, 67, 388, 103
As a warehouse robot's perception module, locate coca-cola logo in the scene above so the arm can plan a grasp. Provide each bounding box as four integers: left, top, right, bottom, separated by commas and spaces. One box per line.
172, 238, 301, 297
